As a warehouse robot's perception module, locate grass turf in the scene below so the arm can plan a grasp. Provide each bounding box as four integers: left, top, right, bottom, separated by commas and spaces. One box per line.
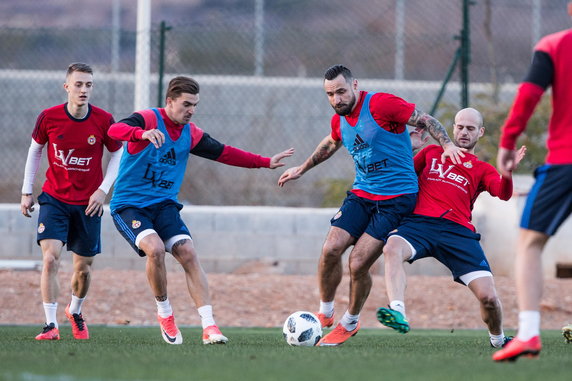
0, 326, 569, 381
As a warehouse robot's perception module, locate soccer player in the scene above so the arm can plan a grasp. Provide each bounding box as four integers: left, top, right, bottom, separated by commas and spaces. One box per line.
278, 64, 464, 346
20, 62, 123, 340
377, 108, 525, 349
493, 2, 572, 362
108, 75, 294, 345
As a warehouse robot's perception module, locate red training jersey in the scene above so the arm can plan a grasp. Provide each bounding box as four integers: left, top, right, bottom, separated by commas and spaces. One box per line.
32, 103, 121, 205
500, 28, 572, 164
413, 145, 513, 231
330, 90, 415, 200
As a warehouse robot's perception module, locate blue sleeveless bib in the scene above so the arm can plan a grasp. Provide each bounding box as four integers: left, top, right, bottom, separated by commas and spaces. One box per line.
111, 108, 191, 210
340, 93, 418, 195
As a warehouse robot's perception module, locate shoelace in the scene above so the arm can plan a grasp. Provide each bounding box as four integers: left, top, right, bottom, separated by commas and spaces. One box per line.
42, 323, 55, 333
72, 313, 86, 331
161, 317, 177, 335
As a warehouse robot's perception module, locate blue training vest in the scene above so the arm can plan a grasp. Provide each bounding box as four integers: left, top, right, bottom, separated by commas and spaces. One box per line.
110, 108, 191, 210
340, 93, 418, 195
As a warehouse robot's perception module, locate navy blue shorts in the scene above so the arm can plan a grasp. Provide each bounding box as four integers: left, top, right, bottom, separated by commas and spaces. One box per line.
111, 200, 192, 257
520, 164, 572, 235
331, 192, 417, 241
389, 215, 491, 284
36, 192, 101, 257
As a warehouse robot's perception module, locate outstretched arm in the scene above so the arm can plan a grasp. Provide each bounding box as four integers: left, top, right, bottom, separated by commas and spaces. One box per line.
278, 135, 341, 187
408, 109, 465, 164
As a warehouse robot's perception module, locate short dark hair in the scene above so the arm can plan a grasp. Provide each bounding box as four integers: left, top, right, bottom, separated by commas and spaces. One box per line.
66, 62, 93, 78
166, 76, 200, 100
324, 64, 353, 82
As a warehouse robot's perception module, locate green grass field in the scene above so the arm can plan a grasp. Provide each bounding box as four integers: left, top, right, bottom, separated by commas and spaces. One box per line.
0, 326, 569, 381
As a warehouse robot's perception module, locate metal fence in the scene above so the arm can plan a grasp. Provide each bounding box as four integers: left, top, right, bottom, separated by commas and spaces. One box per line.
1, 0, 570, 206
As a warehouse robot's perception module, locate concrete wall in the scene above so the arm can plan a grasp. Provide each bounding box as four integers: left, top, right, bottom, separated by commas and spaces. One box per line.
2, 178, 572, 278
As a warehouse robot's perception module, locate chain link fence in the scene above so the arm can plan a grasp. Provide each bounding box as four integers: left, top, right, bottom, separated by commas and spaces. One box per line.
1, 0, 570, 206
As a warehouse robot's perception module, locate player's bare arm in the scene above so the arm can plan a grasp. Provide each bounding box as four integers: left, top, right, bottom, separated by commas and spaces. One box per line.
408, 109, 465, 164
278, 135, 341, 187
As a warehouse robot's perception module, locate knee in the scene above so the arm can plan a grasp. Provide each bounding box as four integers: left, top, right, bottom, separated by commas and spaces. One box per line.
74, 265, 91, 281
383, 239, 405, 262
42, 252, 60, 272
520, 230, 549, 249
145, 246, 166, 264
175, 247, 199, 268
479, 294, 499, 310
348, 255, 370, 278
322, 240, 346, 261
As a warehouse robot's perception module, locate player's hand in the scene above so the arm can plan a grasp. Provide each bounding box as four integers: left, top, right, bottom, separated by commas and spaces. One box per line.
496, 147, 517, 177
86, 189, 106, 217
21, 194, 35, 218
410, 130, 429, 151
278, 166, 303, 187
514, 145, 527, 168
269, 148, 295, 169
142, 129, 165, 148
497, 146, 527, 176
441, 142, 466, 164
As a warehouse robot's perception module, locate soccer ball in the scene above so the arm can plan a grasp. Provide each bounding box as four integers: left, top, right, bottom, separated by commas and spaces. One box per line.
282, 311, 322, 346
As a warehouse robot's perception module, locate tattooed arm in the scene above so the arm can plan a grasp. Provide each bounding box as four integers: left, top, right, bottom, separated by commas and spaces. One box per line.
278, 135, 342, 187
408, 109, 465, 164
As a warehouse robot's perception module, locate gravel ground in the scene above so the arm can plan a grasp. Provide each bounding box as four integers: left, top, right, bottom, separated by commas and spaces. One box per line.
2, 267, 571, 332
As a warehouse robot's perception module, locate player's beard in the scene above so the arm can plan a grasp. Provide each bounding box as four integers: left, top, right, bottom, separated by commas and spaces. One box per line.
455, 138, 477, 150
333, 93, 356, 116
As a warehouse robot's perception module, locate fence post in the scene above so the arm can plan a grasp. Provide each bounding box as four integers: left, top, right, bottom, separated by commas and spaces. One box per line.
460, 0, 473, 108
157, 21, 172, 107
431, 0, 473, 114
394, 0, 405, 80
254, 0, 264, 76
134, 0, 151, 111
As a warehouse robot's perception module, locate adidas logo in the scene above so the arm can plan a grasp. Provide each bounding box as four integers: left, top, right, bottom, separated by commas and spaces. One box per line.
159, 148, 176, 165
352, 134, 369, 151
480, 260, 488, 267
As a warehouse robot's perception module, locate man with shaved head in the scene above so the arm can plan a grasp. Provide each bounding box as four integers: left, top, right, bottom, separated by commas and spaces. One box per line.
376, 108, 526, 349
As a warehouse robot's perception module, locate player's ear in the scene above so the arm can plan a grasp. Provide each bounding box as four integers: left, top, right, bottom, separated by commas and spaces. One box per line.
479, 126, 485, 138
